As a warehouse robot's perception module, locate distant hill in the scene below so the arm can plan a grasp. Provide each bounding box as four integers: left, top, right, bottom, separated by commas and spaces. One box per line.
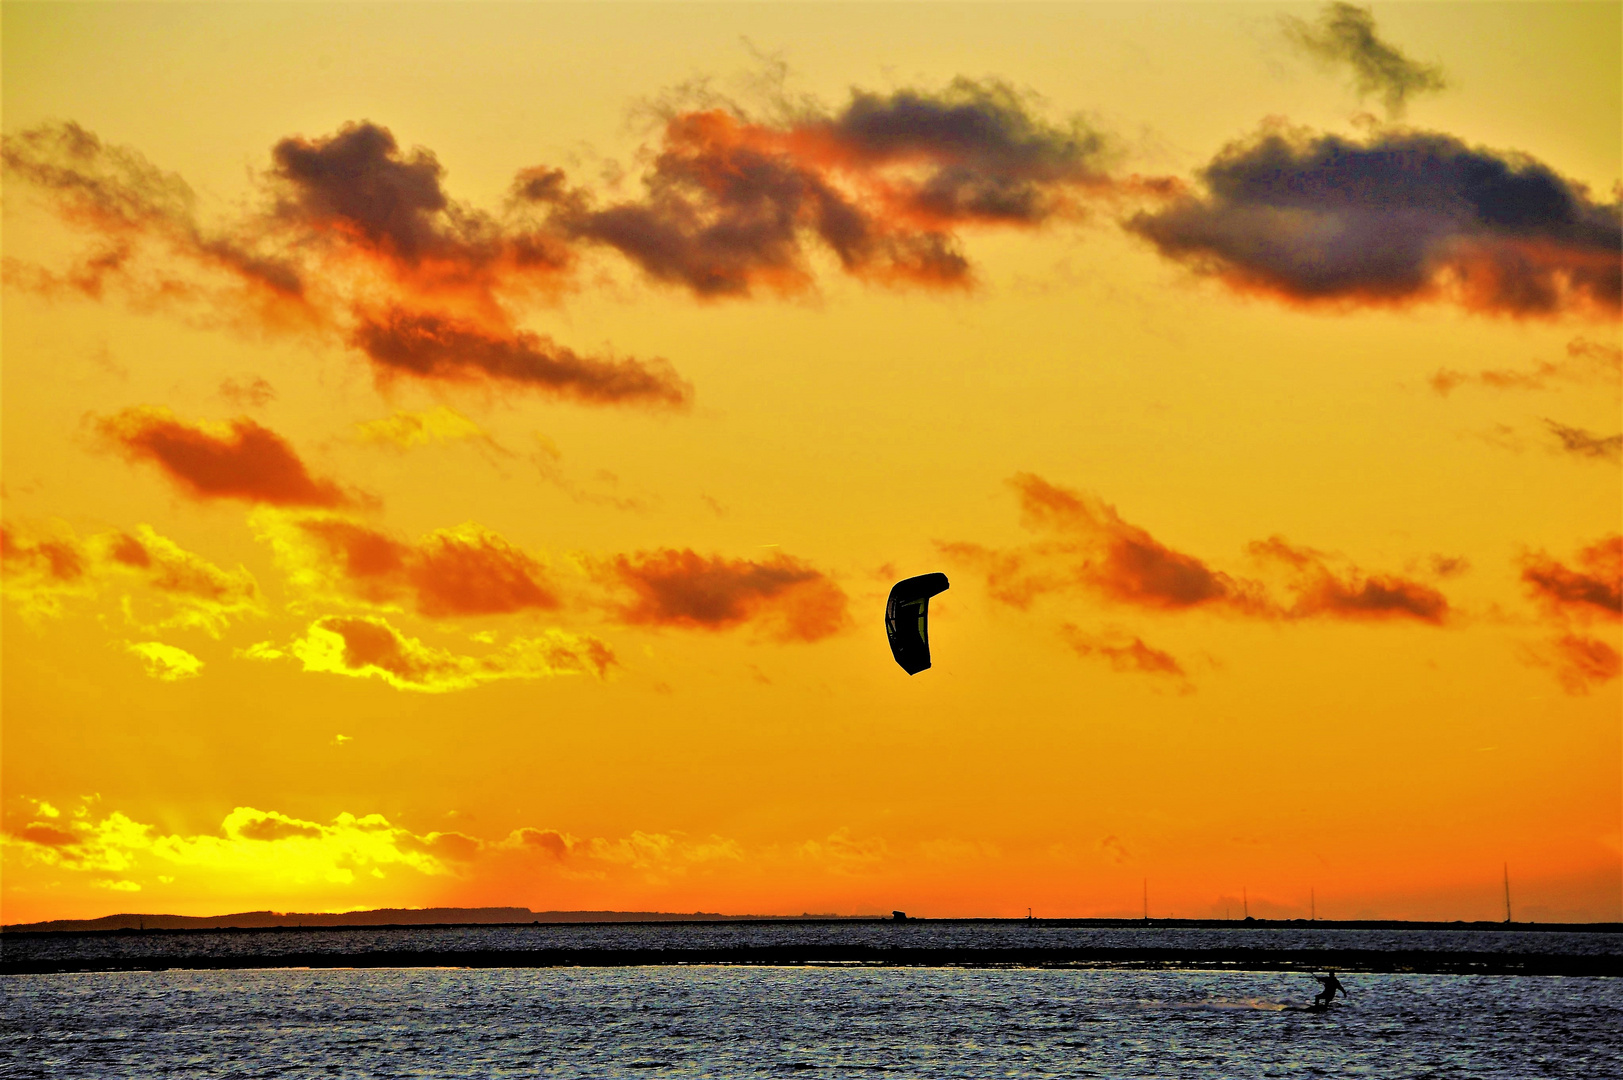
4, 908, 868, 933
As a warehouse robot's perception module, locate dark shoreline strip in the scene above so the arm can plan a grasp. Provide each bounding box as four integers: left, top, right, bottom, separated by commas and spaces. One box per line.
4, 947, 1618, 978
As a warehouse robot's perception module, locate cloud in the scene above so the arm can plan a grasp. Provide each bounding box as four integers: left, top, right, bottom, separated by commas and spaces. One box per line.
354, 406, 495, 450
1282, 3, 1446, 117
1248, 536, 1450, 624
944, 474, 1450, 626
1520, 536, 1622, 619
349, 307, 690, 406
1517, 536, 1621, 693
1098, 834, 1131, 865
1127, 125, 1622, 318
245, 614, 614, 693
11, 822, 80, 850
1428, 554, 1471, 578
1058, 623, 1189, 686
124, 640, 203, 681
486, 824, 747, 883
101, 524, 262, 635
96, 407, 354, 507
1520, 631, 1622, 696
528, 434, 651, 513
0, 122, 308, 322
279, 517, 561, 617
1430, 337, 1623, 395
943, 473, 1272, 614
1546, 633, 1622, 694
270, 122, 570, 292
599, 548, 850, 641
505, 827, 573, 861
1, 800, 745, 902
580, 831, 745, 872
797, 828, 888, 875
271, 121, 459, 264
269, 515, 853, 641
0, 525, 91, 601
1543, 420, 1622, 463
2, 521, 260, 632
4, 121, 679, 409
230, 809, 325, 843
542, 78, 1141, 297
218, 376, 277, 409
3, 803, 450, 884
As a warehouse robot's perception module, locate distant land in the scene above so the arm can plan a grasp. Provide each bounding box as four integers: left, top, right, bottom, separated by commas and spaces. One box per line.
2, 908, 873, 933
6, 908, 1619, 935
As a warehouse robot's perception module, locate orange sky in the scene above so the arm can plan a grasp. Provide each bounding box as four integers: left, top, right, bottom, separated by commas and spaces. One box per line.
3, 2, 1619, 924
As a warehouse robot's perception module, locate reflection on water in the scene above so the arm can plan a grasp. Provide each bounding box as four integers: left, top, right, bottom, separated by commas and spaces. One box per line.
1145, 995, 1291, 1011
5, 965, 1620, 1079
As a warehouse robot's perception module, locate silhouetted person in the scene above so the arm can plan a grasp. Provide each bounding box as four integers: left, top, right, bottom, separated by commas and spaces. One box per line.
1312, 971, 1348, 1007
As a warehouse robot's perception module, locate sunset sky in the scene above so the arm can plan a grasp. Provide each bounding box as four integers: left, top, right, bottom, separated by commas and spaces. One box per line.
3, 1, 1619, 925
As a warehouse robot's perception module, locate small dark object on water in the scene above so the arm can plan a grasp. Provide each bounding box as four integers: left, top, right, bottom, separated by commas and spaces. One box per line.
892, 911, 908, 922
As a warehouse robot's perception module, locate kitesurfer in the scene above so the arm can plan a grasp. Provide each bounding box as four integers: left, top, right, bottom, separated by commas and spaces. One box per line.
1311, 971, 1348, 1007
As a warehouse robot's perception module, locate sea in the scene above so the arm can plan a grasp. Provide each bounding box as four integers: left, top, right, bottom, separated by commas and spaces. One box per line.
4, 923, 1620, 1078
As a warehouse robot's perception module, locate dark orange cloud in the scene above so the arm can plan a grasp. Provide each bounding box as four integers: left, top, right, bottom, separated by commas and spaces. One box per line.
1128, 126, 1621, 318
535, 79, 1150, 297
294, 519, 560, 617
103, 526, 262, 613
271, 122, 458, 264
1543, 420, 1622, 463
1520, 536, 1623, 619
0, 122, 308, 320
7, 822, 80, 850
314, 616, 461, 686
3, 122, 680, 407
944, 474, 1450, 626
997, 473, 1273, 614
1058, 623, 1188, 683
1249, 536, 1449, 624
269, 122, 571, 314
349, 307, 690, 406
3, 521, 261, 632
508, 827, 572, 861
1430, 336, 1622, 395
0, 526, 89, 583
1548, 633, 1622, 694
97, 407, 352, 507
600, 549, 849, 641
218, 376, 277, 409
234, 814, 324, 842
1515, 536, 1620, 694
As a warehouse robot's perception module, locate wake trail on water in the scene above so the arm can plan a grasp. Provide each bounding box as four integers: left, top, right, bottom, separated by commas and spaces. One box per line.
1137, 997, 1292, 1012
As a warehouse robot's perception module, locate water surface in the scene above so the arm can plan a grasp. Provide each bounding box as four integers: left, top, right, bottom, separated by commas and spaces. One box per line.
5, 965, 1620, 1078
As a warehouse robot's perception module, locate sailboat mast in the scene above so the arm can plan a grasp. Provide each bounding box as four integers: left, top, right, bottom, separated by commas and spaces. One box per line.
1503, 863, 1512, 923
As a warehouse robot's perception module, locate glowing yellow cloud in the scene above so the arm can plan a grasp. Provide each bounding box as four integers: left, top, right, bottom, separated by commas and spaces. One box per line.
3, 801, 752, 909
3, 805, 452, 893
354, 406, 494, 450
124, 641, 204, 681
2, 521, 260, 634
243, 614, 614, 693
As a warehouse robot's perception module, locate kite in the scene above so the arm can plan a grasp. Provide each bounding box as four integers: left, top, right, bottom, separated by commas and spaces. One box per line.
885, 573, 949, 674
